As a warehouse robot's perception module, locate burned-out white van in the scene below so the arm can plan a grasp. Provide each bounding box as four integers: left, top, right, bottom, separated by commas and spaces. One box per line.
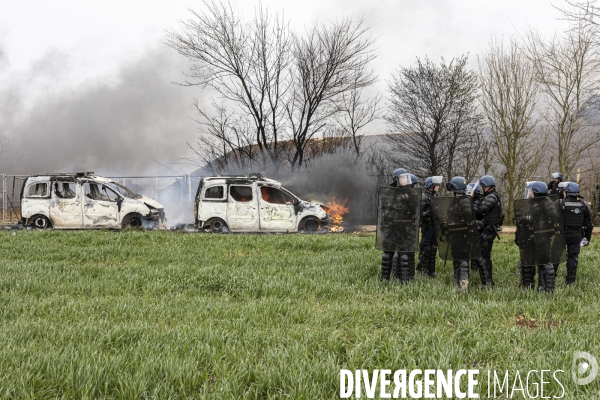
20, 172, 165, 229
195, 174, 328, 232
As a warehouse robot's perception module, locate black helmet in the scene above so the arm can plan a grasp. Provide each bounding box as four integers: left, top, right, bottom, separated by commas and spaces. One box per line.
410, 174, 419, 188
446, 176, 467, 194
479, 175, 496, 187
565, 182, 581, 196
526, 181, 548, 197
551, 172, 563, 181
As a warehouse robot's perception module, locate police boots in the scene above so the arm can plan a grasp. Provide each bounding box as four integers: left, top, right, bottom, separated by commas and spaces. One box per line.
537, 265, 545, 292
416, 251, 426, 275
393, 252, 414, 283
426, 246, 438, 278
478, 258, 494, 288
381, 251, 393, 281
453, 260, 469, 291
543, 264, 556, 292
521, 265, 535, 290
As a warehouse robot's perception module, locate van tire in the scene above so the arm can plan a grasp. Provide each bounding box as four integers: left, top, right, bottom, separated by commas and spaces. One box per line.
122, 214, 143, 229
301, 217, 319, 232
207, 218, 227, 233
30, 215, 52, 230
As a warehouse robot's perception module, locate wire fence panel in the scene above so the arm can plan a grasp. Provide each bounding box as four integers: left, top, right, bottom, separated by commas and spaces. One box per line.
1, 174, 204, 225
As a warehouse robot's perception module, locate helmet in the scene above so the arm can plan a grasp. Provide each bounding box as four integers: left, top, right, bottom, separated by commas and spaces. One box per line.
446, 176, 467, 194
551, 172, 563, 181
392, 168, 408, 179
424, 176, 443, 190
526, 181, 548, 197
565, 182, 580, 196
479, 175, 496, 187
557, 181, 569, 194
466, 182, 482, 196
392, 168, 411, 187
410, 174, 419, 188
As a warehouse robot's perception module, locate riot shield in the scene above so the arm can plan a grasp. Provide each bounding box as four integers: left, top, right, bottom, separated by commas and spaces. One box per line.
375, 187, 422, 252
431, 196, 481, 261
514, 195, 566, 266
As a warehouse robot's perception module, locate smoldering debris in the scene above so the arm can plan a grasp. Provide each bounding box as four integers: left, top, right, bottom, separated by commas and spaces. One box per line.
216, 150, 382, 225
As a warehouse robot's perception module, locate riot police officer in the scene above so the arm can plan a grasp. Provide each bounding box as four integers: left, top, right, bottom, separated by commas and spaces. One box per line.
417, 176, 441, 277
548, 172, 563, 196
447, 176, 473, 290
410, 174, 420, 188
380, 168, 415, 281
556, 182, 593, 285
471, 175, 503, 288
515, 181, 558, 292
467, 182, 484, 273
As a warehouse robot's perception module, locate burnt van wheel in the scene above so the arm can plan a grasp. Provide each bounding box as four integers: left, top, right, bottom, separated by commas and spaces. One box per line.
31, 215, 51, 230
122, 214, 143, 229
208, 218, 227, 233
304, 218, 319, 232
128, 218, 142, 228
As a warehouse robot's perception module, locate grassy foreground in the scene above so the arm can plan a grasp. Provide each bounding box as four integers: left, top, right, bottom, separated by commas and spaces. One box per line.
0, 230, 599, 399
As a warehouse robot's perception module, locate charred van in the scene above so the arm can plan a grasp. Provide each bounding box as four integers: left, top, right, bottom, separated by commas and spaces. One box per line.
195, 174, 328, 232
20, 172, 165, 229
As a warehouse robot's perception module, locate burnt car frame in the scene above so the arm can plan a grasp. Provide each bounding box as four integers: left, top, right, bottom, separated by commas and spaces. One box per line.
20, 172, 165, 229
194, 174, 328, 232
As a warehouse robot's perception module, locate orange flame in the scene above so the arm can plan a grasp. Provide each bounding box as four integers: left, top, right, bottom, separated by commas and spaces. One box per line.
326, 197, 349, 232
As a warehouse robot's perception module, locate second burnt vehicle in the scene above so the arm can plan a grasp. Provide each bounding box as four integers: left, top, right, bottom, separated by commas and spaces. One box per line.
20, 172, 165, 229
195, 174, 329, 232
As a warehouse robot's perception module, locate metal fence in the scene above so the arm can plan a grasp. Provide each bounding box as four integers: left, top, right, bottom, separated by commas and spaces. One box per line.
0, 174, 203, 225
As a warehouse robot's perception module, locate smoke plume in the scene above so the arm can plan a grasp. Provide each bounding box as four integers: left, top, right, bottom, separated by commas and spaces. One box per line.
0, 43, 203, 176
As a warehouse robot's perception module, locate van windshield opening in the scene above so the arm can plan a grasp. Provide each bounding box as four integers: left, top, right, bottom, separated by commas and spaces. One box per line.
106, 181, 142, 199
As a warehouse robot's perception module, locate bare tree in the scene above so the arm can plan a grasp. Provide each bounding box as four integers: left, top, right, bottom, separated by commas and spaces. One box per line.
523, 21, 600, 178
287, 17, 377, 170
479, 38, 545, 220
556, 0, 600, 27
385, 55, 483, 180
334, 86, 383, 159
186, 100, 258, 174
167, 0, 291, 172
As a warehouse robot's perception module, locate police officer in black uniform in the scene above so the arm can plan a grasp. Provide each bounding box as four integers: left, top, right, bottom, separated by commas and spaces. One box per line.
467, 183, 484, 273
548, 172, 563, 196
515, 181, 557, 292
410, 174, 420, 188
417, 177, 441, 277
555, 182, 593, 285
381, 168, 415, 281
471, 175, 503, 288
447, 176, 473, 290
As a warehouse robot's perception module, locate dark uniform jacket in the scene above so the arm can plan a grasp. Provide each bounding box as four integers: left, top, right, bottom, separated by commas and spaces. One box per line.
561, 196, 593, 242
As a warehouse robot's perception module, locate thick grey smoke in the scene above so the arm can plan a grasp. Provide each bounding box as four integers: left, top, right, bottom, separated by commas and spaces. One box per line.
275, 152, 378, 224
0, 43, 203, 176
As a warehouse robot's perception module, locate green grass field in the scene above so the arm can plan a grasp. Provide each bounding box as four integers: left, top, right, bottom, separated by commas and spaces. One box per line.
0, 230, 599, 399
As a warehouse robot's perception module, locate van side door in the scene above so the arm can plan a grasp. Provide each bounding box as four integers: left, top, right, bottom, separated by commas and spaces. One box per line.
258, 185, 297, 231
82, 182, 120, 228
227, 185, 259, 231
49, 180, 83, 228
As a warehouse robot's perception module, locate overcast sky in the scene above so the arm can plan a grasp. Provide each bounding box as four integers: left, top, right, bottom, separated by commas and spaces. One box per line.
0, 0, 567, 175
